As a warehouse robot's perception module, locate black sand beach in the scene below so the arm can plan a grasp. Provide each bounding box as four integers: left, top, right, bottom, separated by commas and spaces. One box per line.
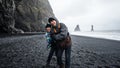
0, 34, 120, 68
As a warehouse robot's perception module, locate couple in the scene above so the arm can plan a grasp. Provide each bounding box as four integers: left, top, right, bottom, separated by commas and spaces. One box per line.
45, 17, 72, 68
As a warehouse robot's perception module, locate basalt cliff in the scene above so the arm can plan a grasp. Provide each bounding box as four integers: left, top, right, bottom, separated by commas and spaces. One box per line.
0, 0, 55, 34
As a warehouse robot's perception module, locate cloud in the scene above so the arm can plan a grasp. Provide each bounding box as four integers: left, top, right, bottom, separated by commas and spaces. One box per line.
49, 0, 120, 31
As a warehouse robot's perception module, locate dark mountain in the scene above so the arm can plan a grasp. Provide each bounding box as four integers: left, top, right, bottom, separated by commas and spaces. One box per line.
0, 0, 55, 34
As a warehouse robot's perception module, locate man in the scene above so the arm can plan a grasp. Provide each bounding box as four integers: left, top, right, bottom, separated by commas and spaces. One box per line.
48, 17, 72, 68
45, 24, 57, 67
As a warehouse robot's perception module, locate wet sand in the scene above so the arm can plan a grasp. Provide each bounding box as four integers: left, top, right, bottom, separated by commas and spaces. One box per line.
0, 34, 120, 68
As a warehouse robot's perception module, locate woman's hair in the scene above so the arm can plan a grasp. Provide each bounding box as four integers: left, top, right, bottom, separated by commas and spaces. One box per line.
48, 17, 56, 23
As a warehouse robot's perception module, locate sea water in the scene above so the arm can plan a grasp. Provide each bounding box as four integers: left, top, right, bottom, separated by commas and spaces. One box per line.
71, 30, 120, 41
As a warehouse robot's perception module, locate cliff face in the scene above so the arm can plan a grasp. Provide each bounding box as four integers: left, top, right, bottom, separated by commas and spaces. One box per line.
0, 0, 55, 34
15, 0, 55, 32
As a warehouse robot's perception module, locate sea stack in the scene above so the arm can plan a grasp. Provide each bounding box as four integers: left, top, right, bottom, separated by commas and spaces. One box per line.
74, 24, 80, 31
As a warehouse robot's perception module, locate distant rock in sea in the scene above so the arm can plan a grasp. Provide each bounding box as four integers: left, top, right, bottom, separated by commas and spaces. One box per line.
74, 24, 80, 31
0, 0, 55, 34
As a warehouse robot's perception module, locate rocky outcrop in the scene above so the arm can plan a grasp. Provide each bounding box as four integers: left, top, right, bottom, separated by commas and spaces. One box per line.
74, 24, 80, 31
0, 0, 55, 34
0, 0, 23, 34
15, 0, 55, 32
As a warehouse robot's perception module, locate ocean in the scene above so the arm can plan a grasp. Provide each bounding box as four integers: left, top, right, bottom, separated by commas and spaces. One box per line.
71, 30, 120, 41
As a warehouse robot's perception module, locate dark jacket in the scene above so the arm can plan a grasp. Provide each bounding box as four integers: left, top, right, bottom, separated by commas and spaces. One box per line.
51, 22, 72, 48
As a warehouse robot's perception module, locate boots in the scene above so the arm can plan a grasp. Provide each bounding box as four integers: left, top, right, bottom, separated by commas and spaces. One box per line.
55, 64, 65, 68
45, 62, 50, 67
60, 64, 65, 68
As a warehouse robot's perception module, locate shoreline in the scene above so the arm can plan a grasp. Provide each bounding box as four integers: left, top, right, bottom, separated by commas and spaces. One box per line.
71, 34, 120, 42
71, 31, 120, 42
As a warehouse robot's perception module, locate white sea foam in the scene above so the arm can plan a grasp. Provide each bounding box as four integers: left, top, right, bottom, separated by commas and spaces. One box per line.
71, 31, 120, 41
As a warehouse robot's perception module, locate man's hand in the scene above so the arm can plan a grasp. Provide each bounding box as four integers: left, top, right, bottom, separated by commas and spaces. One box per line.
47, 44, 51, 49
51, 34, 56, 41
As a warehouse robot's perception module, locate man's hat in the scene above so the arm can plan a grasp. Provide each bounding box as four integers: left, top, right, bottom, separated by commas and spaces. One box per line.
45, 24, 51, 28
48, 17, 56, 23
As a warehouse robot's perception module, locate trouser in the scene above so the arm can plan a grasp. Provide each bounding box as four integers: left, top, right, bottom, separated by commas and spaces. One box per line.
57, 45, 71, 68
47, 46, 57, 64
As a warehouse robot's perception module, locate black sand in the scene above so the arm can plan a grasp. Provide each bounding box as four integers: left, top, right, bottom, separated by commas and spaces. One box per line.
0, 35, 120, 68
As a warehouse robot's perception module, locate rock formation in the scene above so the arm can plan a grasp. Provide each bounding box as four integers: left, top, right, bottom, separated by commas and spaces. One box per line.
91, 25, 94, 32
0, 0, 23, 34
0, 0, 55, 34
74, 24, 80, 31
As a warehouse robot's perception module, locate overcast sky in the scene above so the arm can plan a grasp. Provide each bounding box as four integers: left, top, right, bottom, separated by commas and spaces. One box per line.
48, 0, 120, 32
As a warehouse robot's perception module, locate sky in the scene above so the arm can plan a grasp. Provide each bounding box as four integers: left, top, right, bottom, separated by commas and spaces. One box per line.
48, 0, 120, 32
